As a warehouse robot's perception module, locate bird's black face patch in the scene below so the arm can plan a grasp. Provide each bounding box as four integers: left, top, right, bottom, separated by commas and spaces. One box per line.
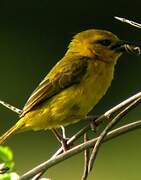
96, 39, 112, 46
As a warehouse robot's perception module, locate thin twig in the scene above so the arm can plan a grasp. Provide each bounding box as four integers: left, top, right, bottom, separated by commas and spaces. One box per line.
50, 125, 90, 159
31, 169, 47, 180
0, 100, 22, 114
88, 97, 141, 173
31, 125, 92, 179
81, 133, 90, 180
92, 91, 141, 126
34, 116, 98, 179
103, 92, 141, 119
115, 16, 141, 28
20, 119, 141, 180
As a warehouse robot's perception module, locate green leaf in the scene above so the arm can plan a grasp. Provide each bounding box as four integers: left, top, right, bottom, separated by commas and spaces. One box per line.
0, 146, 13, 162
0, 146, 14, 171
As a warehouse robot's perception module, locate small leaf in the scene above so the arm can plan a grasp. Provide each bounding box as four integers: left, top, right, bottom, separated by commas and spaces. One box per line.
0, 146, 14, 171
0, 146, 13, 162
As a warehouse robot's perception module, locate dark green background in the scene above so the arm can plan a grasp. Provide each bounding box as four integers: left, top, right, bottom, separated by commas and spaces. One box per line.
0, 0, 141, 179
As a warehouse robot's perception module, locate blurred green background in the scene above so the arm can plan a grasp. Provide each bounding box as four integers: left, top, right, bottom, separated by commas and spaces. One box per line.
0, 0, 141, 179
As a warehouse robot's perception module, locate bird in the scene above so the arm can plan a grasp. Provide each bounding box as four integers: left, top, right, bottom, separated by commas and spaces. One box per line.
0, 29, 140, 144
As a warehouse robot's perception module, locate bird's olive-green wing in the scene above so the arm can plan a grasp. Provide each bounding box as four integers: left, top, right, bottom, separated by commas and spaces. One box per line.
20, 56, 89, 117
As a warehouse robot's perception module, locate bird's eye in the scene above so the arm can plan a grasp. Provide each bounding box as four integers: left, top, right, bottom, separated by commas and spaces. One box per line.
97, 39, 112, 46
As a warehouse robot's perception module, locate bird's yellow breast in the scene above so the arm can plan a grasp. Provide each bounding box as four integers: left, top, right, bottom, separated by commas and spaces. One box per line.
22, 60, 115, 130
76, 60, 115, 115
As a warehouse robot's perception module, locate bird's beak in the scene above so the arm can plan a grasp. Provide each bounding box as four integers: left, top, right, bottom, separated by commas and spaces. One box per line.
110, 40, 141, 55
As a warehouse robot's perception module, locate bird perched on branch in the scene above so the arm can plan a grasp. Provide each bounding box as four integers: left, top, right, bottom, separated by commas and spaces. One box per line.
0, 29, 140, 144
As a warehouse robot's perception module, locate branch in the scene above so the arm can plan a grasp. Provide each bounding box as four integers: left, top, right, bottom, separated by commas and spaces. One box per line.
0, 100, 22, 114
20, 119, 141, 180
115, 16, 141, 29
88, 97, 141, 173
100, 91, 141, 119
81, 133, 90, 180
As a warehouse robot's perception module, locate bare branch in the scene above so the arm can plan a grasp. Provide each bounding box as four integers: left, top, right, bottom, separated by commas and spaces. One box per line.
81, 133, 90, 180
88, 97, 141, 173
20, 119, 141, 180
102, 92, 141, 119
115, 16, 141, 28
50, 125, 90, 159
0, 100, 22, 114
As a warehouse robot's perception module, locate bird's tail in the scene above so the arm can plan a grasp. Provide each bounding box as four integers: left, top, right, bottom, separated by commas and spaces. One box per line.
0, 121, 25, 145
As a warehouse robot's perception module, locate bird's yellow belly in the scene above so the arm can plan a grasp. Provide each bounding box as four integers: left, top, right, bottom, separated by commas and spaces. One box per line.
23, 62, 114, 130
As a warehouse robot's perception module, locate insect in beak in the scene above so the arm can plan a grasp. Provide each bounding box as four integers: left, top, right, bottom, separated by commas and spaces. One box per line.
111, 40, 141, 55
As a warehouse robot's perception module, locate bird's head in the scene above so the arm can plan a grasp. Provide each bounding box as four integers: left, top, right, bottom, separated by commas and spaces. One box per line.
67, 29, 140, 63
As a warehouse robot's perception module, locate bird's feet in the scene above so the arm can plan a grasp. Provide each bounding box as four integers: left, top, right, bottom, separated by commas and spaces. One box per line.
84, 115, 99, 133
52, 127, 69, 152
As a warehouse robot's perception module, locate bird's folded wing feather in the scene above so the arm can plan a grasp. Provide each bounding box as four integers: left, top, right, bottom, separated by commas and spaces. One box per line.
20, 56, 89, 117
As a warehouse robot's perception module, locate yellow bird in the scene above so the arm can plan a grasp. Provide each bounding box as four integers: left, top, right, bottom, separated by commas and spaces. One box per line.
0, 29, 140, 144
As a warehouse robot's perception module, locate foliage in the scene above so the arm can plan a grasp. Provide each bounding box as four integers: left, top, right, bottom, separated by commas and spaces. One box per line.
0, 146, 19, 180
